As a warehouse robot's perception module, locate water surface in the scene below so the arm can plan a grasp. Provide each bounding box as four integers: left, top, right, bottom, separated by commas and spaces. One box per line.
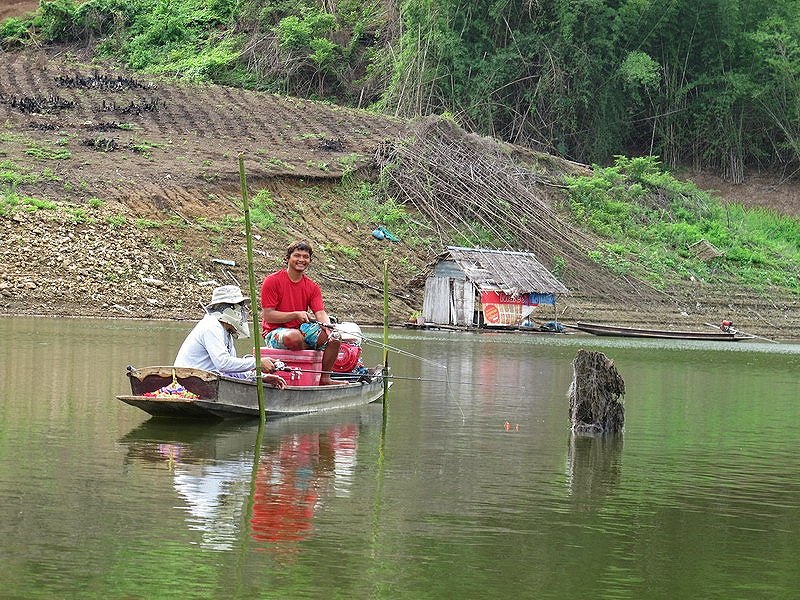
1, 317, 798, 599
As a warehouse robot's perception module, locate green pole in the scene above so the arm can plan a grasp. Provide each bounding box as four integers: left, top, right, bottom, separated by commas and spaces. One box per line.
239, 154, 265, 424
382, 258, 389, 401
233, 422, 264, 595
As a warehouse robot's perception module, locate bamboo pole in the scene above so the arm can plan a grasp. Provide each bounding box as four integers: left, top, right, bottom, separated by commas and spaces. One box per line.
234, 422, 264, 594
239, 154, 266, 424
382, 258, 390, 401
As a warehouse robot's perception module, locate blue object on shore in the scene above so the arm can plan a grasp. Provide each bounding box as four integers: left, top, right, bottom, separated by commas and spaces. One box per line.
377, 226, 400, 242
371, 229, 385, 240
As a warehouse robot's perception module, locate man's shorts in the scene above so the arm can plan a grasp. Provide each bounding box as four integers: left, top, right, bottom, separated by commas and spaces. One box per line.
264, 322, 327, 349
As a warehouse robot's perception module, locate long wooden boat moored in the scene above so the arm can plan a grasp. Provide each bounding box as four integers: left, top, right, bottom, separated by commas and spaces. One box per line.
117, 365, 389, 419
573, 321, 753, 341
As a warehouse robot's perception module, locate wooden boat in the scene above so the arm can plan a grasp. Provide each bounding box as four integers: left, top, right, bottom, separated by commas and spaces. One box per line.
573, 321, 752, 341
117, 365, 389, 419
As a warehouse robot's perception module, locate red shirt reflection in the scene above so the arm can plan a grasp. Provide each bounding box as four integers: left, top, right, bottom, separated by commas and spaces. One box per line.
250, 424, 357, 543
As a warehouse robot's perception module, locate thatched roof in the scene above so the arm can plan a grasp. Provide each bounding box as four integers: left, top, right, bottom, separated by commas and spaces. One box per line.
437, 246, 568, 296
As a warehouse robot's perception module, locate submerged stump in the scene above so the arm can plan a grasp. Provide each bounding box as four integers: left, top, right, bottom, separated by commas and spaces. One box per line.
568, 349, 625, 434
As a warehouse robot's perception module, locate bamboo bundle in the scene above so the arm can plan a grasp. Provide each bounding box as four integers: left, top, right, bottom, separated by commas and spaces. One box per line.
375, 116, 659, 300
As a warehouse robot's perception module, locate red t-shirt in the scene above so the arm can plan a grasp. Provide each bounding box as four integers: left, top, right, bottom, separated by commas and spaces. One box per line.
260, 270, 325, 334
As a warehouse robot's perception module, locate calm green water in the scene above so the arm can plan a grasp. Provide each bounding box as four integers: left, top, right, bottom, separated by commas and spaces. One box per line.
1, 316, 799, 599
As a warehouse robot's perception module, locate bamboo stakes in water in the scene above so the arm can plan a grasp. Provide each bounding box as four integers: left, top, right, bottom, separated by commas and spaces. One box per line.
382, 258, 390, 401
239, 154, 266, 424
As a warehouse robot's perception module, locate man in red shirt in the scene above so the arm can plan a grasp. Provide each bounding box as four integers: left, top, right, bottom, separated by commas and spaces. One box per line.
260, 240, 341, 385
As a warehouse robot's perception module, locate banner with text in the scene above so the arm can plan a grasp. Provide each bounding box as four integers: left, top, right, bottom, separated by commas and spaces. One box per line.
480, 291, 555, 325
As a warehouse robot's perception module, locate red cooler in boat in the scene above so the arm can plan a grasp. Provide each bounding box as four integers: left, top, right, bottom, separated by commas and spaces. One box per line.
260, 349, 322, 386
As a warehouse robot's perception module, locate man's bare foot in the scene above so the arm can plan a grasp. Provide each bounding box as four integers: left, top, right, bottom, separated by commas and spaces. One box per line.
319, 377, 339, 386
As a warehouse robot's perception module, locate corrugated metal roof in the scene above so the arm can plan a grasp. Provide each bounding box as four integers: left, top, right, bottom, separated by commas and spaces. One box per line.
438, 246, 569, 296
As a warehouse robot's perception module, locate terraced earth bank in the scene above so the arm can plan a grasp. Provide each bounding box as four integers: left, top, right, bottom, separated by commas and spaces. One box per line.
0, 49, 419, 324
1, 49, 798, 340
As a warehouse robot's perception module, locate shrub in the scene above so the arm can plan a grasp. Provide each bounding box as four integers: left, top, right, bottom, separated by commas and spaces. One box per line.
0, 18, 29, 47
250, 188, 278, 230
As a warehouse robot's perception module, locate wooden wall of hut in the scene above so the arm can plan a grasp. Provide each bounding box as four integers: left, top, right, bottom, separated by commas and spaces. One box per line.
423, 276, 451, 324
451, 279, 475, 325
422, 272, 477, 326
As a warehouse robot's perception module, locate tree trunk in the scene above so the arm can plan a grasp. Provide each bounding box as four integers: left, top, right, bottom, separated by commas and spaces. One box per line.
568, 349, 625, 434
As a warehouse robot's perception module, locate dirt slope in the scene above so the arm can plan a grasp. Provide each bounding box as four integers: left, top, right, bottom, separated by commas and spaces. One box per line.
0, 49, 405, 202
686, 172, 800, 218
0, 49, 419, 323
0, 1, 38, 22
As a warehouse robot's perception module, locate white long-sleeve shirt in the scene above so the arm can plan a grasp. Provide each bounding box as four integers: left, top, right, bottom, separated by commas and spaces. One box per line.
174, 314, 255, 373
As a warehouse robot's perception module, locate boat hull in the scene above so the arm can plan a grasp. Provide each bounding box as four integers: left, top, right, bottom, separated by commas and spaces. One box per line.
117, 366, 389, 419
573, 322, 750, 341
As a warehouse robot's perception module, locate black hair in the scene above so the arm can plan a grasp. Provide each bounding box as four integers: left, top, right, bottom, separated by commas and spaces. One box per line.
285, 240, 313, 260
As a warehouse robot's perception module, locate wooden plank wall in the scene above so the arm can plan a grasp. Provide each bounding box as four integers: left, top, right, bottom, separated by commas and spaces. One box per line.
423, 276, 451, 324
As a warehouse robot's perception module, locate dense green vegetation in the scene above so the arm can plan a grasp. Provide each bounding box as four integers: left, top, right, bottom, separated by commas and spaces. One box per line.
386, 0, 800, 180
564, 156, 800, 291
0, 0, 388, 100
3, 0, 799, 176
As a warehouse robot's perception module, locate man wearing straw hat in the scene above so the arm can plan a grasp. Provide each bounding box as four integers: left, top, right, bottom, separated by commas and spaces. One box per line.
175, 285, 286, 387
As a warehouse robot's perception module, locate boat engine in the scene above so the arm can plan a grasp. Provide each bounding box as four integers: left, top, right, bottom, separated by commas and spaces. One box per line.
332, 322, 365, 377
334, 343, 362, 372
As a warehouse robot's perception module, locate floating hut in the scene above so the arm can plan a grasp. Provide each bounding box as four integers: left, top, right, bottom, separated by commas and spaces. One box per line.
421, 246, 569, 327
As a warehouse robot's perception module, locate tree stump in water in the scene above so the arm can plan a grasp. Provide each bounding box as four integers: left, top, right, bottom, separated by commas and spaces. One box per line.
568, 349, 625, 434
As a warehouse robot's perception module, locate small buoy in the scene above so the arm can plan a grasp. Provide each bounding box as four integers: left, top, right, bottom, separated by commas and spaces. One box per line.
371, 229, 385, 241
504, 421, 511, 431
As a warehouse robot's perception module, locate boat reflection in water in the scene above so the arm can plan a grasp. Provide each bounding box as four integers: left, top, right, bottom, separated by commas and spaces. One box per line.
119, 406, 382, 551
251, 422, 358, 544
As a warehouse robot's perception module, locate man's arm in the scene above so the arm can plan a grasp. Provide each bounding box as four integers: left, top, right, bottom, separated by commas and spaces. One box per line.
262, 307, 311, 325
313, 309, 332, 326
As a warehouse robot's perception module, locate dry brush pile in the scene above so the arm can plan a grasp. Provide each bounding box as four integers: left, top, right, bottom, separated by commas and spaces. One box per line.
375, 117, 661, 305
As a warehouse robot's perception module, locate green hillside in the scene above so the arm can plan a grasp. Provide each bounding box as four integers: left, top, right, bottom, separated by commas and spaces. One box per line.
3, 0, 800, 178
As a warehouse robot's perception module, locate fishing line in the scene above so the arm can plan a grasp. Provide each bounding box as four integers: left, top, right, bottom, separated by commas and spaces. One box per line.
316, 321, 449, 370
344, 330, 467, 418
357, 335, 450, 369
352, 332, 466, 418
278, 368, 525, 390
313, 321, 467, 418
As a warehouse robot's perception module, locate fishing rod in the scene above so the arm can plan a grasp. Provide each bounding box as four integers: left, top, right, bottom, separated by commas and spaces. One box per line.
311, 321, 450, 370
271, 363, 526, 390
